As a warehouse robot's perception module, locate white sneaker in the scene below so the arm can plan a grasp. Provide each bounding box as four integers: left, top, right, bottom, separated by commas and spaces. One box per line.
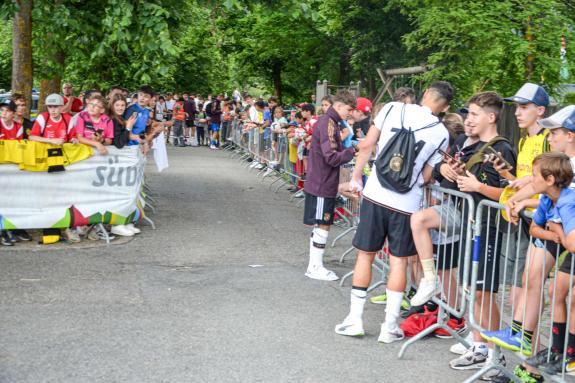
249, 161, 260, 168
335, 316, 364, 337
410, 278, 441, 307
450, 332, 473, 355
378, 323, 405, 344
449, 347, 487, 370
263, 168, 274, 177
305, 266, 339, 281
255, 163, 265, 170
210, 144, 216, 150
126, 223, 141, 234
293, 190, 305, 198
111, 225, 135, 237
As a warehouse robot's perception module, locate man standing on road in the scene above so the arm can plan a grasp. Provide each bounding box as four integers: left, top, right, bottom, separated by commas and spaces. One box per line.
335, 82, 452, 341
303, 90, 357, 281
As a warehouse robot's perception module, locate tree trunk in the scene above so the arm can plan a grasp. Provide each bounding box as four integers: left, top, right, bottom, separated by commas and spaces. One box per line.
12, 0, 33, 118
272, 61, 282, 103
38, 50, 65, 112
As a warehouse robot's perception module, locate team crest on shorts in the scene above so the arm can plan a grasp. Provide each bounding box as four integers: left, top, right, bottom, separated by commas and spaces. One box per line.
323, 212, 331, 221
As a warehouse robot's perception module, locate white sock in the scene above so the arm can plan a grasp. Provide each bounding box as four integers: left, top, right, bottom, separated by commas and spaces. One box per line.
349, 288, 367, 321
308, 227, 328, 270
384, 289, 403, 330
473, 342, 488, 355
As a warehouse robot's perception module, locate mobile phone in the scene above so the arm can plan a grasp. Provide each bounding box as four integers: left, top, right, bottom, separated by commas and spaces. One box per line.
438, 148, 454, 161
485, 147, 513, 170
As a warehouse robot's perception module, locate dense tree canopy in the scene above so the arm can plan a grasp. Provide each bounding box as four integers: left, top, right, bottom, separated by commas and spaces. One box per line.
1, 0, 574, 104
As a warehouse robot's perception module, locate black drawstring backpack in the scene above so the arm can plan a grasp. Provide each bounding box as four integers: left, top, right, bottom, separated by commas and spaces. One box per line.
375, 104, 444, 194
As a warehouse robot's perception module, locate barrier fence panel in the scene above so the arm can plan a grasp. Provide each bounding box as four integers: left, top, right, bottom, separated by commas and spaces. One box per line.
467, 199, 575, 383
399, 184, 475, 359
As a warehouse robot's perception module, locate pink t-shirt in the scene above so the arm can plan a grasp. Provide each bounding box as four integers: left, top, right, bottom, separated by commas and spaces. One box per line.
76, 112, 114, 140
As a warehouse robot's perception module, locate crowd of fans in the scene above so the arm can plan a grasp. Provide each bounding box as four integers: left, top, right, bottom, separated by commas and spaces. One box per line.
249, 82, 575, 383
0, 84, 166, 245
4, 78, 575, 382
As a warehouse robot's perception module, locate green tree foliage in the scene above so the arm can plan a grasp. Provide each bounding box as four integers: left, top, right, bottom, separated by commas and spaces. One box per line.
391, 0, 575, 102
0, 20, 12, 90
2, 0, 574, 103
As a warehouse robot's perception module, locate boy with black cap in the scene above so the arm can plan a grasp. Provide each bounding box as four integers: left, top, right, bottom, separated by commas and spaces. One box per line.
0, 100, 23, 140
0, 99, 25, 246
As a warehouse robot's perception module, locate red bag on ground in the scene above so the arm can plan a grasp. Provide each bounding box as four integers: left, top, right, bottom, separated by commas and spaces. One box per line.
400, 306, 438, 337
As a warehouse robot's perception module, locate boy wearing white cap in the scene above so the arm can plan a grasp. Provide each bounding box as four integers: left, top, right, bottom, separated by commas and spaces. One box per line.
29, 94, 77, 144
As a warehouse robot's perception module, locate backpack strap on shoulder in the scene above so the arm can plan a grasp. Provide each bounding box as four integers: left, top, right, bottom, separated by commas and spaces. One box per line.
465, 136, 510, 171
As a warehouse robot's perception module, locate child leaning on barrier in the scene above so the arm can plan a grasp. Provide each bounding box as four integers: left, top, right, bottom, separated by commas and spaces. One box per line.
513, 152, 575, 378
481, 107, 575, 382
409, 92, 516, 378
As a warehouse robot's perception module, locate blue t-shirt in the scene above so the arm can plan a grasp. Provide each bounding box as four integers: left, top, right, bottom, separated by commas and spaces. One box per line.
123, 103, 150, 146
263, 110, 272, 140
341, 121, 353, 149
556, 188, 575, 235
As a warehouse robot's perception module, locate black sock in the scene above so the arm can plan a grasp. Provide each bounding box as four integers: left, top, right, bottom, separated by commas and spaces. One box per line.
511, 320, 522, 336
552, 322, 567, 353
523, 329, 534, 343
568, 332, 575, 358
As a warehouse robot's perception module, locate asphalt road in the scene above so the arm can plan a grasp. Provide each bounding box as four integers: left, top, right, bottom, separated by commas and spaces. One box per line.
0, 147, 470, 383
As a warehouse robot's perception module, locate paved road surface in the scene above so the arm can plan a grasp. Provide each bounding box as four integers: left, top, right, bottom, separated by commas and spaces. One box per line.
0, 147, 469, 383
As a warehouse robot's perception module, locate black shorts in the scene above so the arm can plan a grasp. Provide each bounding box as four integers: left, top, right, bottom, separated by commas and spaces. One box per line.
531, 237, 565, 259
435, 241, 460, 270
186, 119, 195, 128
559, 252, 575, 275
352, 198, 416, 257
469, 225, 502, 293
303, 193, 336, 226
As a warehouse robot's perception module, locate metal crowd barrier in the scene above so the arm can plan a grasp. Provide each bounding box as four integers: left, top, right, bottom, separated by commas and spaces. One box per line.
398, 184, 475, 360
226, 118, 305, 198
463, 199, 575, 383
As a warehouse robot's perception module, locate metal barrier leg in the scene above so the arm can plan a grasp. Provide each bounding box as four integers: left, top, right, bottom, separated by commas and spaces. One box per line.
332, 226, 356, 248
142, 216, 156, 230
339, 245, 356, 263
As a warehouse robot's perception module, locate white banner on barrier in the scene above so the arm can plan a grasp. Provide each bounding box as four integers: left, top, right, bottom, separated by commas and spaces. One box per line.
0, 146, 145, 230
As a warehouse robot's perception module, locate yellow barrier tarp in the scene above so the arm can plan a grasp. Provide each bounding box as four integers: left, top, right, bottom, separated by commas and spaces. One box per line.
0, 140, 93, 172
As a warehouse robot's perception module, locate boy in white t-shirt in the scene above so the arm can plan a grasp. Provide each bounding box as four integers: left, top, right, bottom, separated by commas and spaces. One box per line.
334, 81, 453, 341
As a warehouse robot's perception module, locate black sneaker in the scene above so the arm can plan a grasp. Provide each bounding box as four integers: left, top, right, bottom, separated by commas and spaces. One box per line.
1, 232, 14, 246
525, 348, 560, 369
6, 231, 18, 243
14, 230, 32, 242
539, 354, 575, 375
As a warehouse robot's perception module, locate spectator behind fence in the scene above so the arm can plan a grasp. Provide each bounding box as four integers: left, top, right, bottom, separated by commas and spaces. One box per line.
29, 94, 76, 145
123, 85, 154, 153
352, 97, 372, 138
523, 152, 575, 377
61, 83, 83, 116
335, 82, 452, 342
476, 83, 550, 381
303, 90, 357, 281
76, 94, 113, 156
0, 100, 28, 247
411, 92, 516, 378
393, 86, 417, 104
11, 93, 33, 138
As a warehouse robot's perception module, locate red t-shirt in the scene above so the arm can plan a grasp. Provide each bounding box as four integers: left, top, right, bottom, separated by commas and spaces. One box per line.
30, 113, 76, 141
0, 120, 24, 140
64, 96, 83, 113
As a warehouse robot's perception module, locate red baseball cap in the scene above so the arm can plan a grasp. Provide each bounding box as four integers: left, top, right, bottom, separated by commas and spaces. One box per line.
356, 97, 372, 113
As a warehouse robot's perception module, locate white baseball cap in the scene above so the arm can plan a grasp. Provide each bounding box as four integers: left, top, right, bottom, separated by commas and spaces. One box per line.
45, 93, 64, 106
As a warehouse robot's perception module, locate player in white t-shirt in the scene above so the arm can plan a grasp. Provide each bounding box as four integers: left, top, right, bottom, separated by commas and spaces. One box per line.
335, 81, 453, 342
